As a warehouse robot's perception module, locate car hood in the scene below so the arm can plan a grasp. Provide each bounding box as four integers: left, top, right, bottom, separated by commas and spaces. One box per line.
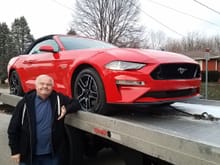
101, 48, 197, 64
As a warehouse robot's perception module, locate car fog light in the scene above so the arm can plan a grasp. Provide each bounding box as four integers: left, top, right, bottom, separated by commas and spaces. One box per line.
116, 80, 145, 86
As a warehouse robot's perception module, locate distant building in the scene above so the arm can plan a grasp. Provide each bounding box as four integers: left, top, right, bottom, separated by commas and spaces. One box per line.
185, 50, 220, 72
195, 56, 220, 72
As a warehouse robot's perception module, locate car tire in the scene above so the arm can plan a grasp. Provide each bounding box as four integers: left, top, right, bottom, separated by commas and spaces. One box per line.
9, 70, 24, 96
73, 67, 109, 114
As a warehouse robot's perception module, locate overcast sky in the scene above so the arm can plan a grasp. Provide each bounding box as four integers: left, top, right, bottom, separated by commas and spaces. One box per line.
0, 0, 220, 39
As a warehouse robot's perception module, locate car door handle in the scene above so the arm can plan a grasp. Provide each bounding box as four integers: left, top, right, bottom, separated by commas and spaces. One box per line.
23, 60, 37, 64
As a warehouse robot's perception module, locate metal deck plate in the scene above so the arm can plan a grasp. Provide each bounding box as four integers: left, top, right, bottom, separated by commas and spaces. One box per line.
65, 104, 220, 165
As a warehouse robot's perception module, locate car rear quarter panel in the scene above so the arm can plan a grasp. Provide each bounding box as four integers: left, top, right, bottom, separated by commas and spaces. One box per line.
8, 55, 32, 92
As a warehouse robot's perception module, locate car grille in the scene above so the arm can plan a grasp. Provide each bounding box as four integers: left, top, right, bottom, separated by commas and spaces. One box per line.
143, 88, 198, 98
151, 63, 200, 80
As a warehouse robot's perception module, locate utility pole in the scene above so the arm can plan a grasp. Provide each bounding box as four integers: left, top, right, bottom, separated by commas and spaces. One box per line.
204, 48, 210, 99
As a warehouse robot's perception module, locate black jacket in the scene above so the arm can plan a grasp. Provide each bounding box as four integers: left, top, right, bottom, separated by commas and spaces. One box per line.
7, 90, 80, 164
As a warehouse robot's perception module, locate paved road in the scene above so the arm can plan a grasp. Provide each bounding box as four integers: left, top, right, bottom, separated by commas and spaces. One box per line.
0, 112, 124, 165
0, 113, 14, 165
0, 88, 9, 105
0, 88, 9, 94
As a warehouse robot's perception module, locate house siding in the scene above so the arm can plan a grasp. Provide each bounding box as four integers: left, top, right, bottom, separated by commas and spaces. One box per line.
196, 58, 220, 72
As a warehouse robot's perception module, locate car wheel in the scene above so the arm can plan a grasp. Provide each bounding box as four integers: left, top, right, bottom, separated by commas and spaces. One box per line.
9, 71, 24, 96
73, 68, 108, 114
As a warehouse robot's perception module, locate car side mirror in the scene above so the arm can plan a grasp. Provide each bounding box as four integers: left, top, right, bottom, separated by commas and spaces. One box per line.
39, 45, 58, 53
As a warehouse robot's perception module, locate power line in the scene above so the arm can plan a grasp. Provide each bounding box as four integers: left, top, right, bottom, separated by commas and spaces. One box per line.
52, 0, 184, 37
147, 0, 220, 28
140, 11, 184, 37
131, 2, 184, 37
51, 0, 74, 11
193, 0, 220, 16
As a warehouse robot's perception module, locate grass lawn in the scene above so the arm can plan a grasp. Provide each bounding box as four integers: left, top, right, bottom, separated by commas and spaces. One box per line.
200, 82, 220, 100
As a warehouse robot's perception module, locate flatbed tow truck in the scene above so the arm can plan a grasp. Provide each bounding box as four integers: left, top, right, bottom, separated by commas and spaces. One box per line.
1, 92, 220, 165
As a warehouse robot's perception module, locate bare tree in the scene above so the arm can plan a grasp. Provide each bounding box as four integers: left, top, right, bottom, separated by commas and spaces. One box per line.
163, 31, 220, 58
67, 28, 77, 35
181, 32, 205, 52
213, 36, 220, 53
147, 30, 166, 49
164, 38, 183, 53
71, 0, 145, 47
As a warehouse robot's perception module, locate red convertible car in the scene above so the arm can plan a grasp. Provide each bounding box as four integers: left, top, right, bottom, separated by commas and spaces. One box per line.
8, 34, 201, 114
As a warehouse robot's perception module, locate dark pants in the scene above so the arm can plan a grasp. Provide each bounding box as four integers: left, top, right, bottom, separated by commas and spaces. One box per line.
19, 154, 59, 165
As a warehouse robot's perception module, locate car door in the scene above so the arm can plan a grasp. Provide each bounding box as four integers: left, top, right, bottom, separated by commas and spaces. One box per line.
23, 39, 60, 90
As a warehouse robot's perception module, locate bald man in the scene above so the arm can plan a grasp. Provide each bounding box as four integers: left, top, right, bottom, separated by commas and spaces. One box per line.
8, 74, 80, 165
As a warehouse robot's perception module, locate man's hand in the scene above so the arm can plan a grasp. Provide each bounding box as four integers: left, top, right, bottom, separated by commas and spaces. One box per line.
57, 105, 67, 120
11, 154, 20, 164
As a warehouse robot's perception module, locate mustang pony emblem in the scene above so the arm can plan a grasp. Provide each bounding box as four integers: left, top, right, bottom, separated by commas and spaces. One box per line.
177, 67, 188, 74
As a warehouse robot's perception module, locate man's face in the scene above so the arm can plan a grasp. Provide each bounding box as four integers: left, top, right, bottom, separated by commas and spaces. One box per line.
36, 76, 53, 99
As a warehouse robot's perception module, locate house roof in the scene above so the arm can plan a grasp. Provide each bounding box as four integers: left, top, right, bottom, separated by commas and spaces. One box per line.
185, 50, 220, 60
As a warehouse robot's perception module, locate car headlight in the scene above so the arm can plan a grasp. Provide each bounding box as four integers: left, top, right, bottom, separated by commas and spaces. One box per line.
105, 61, 146, 71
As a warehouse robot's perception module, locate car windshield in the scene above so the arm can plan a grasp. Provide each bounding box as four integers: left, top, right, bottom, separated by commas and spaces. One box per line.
59, 36, 117, 50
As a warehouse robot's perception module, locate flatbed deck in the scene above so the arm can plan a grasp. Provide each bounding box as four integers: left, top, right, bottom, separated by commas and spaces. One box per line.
1, 92, 220, 165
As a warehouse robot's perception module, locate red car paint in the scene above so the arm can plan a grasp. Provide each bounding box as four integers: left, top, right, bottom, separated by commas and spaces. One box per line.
8, 34, 201, 113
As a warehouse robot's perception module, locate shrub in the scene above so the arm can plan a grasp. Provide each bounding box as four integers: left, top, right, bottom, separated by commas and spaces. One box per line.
201, 71, 219, 82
